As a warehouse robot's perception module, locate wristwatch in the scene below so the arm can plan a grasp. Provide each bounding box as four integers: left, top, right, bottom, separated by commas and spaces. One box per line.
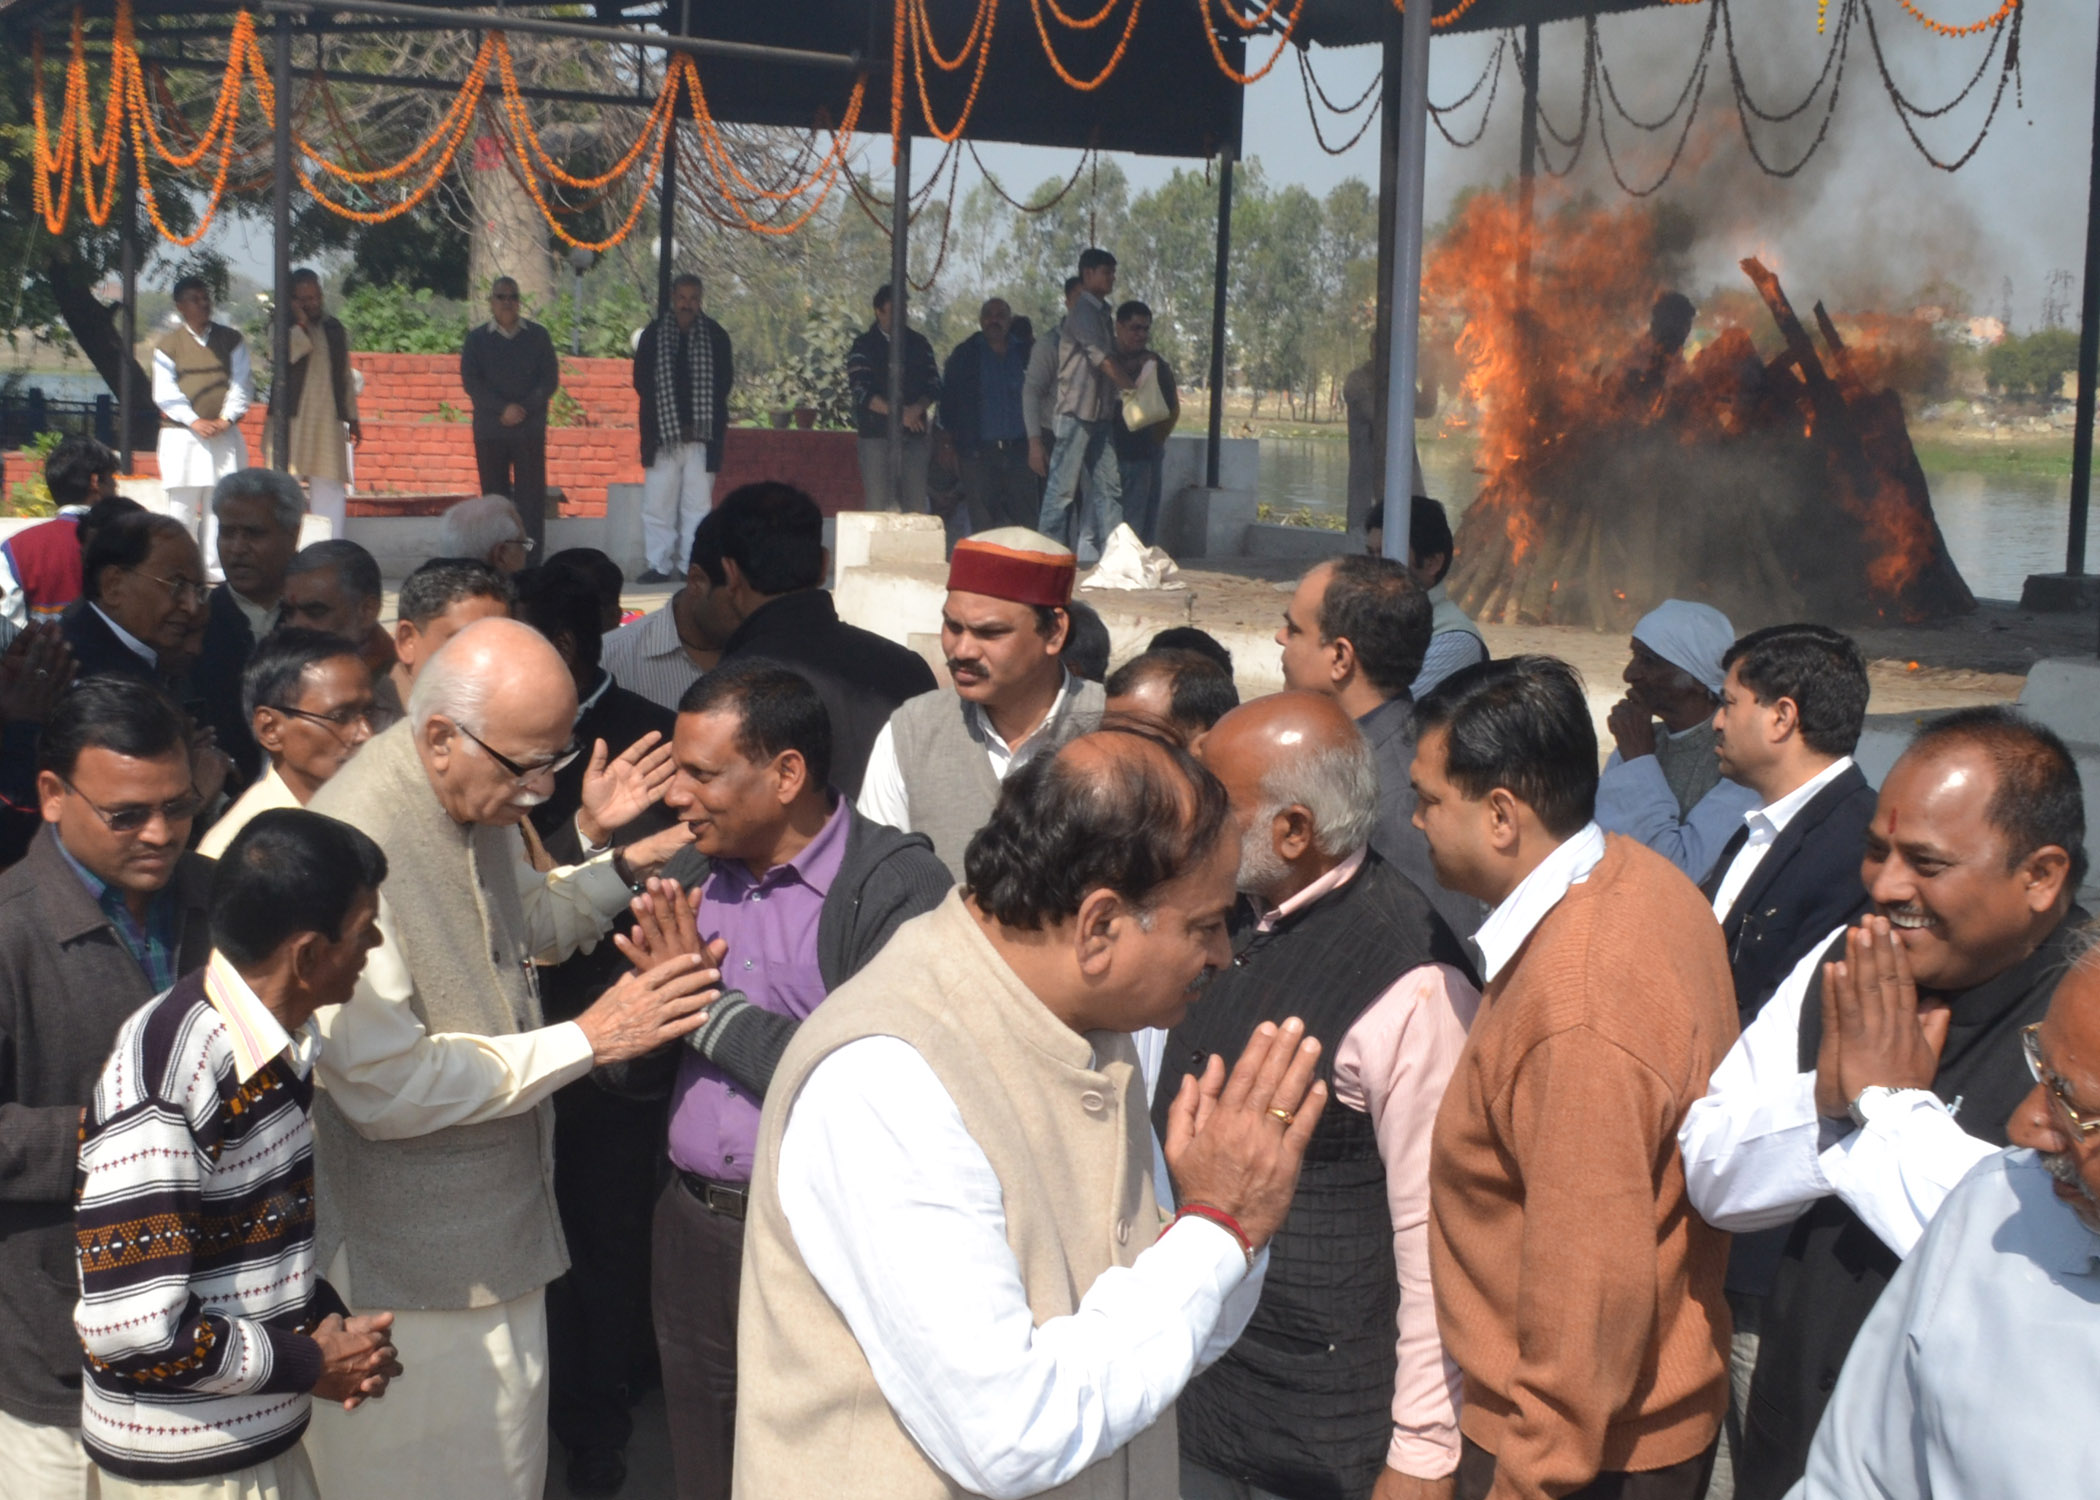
1847, 1085, 1904, 1130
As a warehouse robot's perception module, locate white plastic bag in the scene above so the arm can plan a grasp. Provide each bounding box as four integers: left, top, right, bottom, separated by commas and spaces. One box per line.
1083, 524, 1184, 591
1119, 359, 1171, 432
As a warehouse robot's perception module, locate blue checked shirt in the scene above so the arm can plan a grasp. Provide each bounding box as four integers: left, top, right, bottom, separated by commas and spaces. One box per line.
54, 834, 181, 994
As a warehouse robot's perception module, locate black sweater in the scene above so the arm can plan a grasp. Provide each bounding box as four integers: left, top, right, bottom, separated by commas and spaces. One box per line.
460, 319, 560, 432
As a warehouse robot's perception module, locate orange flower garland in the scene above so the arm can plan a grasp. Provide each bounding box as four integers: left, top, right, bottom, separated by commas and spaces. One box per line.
1895, 0, 2017, 38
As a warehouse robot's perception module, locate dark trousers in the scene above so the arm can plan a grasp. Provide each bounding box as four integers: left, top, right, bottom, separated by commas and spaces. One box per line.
652, 1174, 745, 1500
1456, 1437, 1718, 1500
546, 1081, 662, 1455
959, 440, 1040, 534
474, 422, 549, 551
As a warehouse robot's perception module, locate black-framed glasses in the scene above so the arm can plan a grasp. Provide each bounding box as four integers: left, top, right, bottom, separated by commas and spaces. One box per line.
271, 702, 379, 739
458, 724, 578, 783
58, 777, 203, 834
128, 569, 208, 607
2024, 1023, 2100, 1139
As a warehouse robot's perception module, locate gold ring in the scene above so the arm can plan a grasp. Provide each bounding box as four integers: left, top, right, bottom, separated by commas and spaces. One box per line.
1267, 1107, 1295, 1126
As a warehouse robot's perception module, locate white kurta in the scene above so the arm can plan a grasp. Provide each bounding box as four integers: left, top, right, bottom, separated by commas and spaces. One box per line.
152, 325, 252, 490
278, 326, 355, 485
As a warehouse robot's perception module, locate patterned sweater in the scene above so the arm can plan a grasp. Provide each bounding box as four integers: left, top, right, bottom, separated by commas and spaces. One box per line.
74, 958, 345, 1481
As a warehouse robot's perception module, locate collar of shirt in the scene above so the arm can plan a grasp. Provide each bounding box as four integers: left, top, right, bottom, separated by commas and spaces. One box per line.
2022, 1158, 2100, 1274
227, 587, 278, 642
52, 830, 178, 982
708, 794, 850, 904
576, 668, 615, 720
964, 672, 1078, 765
179, 322, 221, 346
1255, 847, 1366, 934
1473, 821, 1608, 984
203, 949, 316, 1082
1666, 718, 1710, 742
92, 604, 157, 666
1743, 755, 1855, 848
484, 319, 523, 339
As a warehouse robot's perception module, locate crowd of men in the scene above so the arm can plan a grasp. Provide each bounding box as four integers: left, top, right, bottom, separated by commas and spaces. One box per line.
2, 322, 2097, 1500
130, 248, 1175, 601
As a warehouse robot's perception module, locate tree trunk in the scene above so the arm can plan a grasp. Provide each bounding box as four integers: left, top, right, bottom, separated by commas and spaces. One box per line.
41, 246, 158, 452
468, 132, 555, 308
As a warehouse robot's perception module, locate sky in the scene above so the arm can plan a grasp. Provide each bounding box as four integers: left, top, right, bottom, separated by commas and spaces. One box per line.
202, 1, 2097, 333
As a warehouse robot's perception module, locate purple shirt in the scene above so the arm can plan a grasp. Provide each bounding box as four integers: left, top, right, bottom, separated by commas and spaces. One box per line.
665, 797, 851, 1183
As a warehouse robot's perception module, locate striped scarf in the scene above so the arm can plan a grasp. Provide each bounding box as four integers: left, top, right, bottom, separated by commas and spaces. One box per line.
655, 314, 716, 451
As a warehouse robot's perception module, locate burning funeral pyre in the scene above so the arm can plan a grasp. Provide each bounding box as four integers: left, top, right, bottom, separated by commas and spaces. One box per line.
1429, 194, 1975, 630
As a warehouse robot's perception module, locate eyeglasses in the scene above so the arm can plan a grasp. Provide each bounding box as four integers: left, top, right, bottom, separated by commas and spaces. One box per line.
2024, 1023, 2100, 1138
458, 724, 578, 784
272, 702, 379, 739
491, 293, 520, 302
500, 536, 536, 555
129, 569, 208, 607
58, 777, 203, 834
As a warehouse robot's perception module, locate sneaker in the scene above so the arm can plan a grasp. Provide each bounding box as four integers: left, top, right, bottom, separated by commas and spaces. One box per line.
566, 1444, 627, 1496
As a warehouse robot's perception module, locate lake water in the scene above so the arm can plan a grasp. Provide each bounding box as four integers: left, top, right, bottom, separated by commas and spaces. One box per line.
1257, 435, 2085, 604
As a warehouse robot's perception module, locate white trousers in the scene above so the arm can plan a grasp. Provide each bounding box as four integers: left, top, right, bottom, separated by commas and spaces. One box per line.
303, 1250, 549, 1500
161, 488, 223, 584
642, 442, 713, 575
96, 1448, 318, 1500
0, 1407, 95, 1500
303, 479, 346, 542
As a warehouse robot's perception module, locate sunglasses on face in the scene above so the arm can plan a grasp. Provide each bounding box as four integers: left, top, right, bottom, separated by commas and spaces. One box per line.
60, 777, 203, 834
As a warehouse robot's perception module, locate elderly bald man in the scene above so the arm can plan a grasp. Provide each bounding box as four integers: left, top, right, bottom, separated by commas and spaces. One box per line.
1156, 691, 1482, 1500
302, 617, 718, 1500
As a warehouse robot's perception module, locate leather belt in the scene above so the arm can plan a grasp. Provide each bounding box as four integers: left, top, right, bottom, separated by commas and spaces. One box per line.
678, 1170, 748, 1221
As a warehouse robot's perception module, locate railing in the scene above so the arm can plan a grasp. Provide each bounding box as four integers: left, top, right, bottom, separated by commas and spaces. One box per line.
0, 391, 117, 450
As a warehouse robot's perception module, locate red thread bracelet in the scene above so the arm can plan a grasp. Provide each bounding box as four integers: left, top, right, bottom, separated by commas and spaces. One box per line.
1174, 1202, 1255, 1267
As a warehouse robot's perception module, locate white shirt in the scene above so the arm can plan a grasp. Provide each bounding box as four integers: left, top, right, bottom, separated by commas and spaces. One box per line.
1473, 821, 1607, 984
601, 602, 707, 715
1596, 741, 1760, 886
91, 604, 157, 667
1709, 757, 1856, 922
1677, 928, 1997, 1257
776, 1035, 1264, 1500
151, 323, 254, 427
313, 847, 633, 1138
857, 674, 1080, 835
1787, 1149, 2100, 1500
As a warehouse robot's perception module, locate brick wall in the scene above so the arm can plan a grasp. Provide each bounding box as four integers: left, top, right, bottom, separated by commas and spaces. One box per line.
9, 355, 873, 518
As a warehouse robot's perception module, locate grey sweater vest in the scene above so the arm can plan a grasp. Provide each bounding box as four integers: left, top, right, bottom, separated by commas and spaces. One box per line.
889, 677, 1105, 882
308, 723, 568, 1309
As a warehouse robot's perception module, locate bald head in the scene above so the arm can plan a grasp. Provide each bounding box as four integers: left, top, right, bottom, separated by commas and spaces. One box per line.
1199, 691, 1379, 902
411, 618, 580, 826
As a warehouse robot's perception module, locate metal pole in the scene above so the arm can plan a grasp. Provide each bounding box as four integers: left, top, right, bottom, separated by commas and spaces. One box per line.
1379, 0, 1433, 562
1371, 30, 1400, 503
2072, 26, 2100, 585
271, 12, 293, 471
1518, 21, 1540, 296
1205, 144, 1235, 489
656, 114, 678, 316
118, 160, 138, 472
258, 0, 861, 70
886, 132, 911, 511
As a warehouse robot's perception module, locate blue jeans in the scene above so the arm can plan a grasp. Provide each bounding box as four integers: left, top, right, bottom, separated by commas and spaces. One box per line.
1117, 455, 1163, 547
1039, 414, 1122, 554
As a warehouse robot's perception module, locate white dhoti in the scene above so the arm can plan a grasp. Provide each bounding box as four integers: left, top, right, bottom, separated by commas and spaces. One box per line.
303, 1249, 549, 1500
303, 480, 346, 540
157, 425, 247, 583
0, 1406, 96, 1500
641, 441, 713, 575
95, 1448, 318, 1500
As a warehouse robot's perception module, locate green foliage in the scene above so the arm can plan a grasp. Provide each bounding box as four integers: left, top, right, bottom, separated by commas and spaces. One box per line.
1985, 328, 2081, 400
4, 431, 65, 516
339, 284, 474, 355
539, 278, 655, 361
740, 293, 861, 428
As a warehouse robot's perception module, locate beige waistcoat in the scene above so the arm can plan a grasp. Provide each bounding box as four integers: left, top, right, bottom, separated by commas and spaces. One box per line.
732, 890, 1176, 1499
307, 722, 567, 1309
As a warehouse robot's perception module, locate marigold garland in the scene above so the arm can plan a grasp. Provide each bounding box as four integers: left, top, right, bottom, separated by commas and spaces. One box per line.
1030, 0, 1144, 91
1894, 0, 2016, 38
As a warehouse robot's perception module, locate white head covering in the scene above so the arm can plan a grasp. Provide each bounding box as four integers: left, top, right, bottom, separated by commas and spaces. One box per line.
1631, 600, 1735, 696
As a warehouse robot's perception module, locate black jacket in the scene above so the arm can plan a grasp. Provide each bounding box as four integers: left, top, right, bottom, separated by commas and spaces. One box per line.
1705, 762, 1878, 1022
633, 315, 735, 472
846, 325, 941, 440
460, 320, 560, 433
938, 329, 1032, 452
717, 590, 938, 799
189, 585, 267, 784
60, 600, 163, 687
0, 828, 214, 1425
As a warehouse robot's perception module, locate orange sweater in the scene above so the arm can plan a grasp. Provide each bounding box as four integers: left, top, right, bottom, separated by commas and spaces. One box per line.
1429, 835, 1737, 1499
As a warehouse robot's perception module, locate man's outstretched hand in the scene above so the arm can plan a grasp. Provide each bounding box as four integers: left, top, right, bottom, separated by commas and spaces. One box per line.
1163, 1017, 1327, 1251
575, 951, 722, 1063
